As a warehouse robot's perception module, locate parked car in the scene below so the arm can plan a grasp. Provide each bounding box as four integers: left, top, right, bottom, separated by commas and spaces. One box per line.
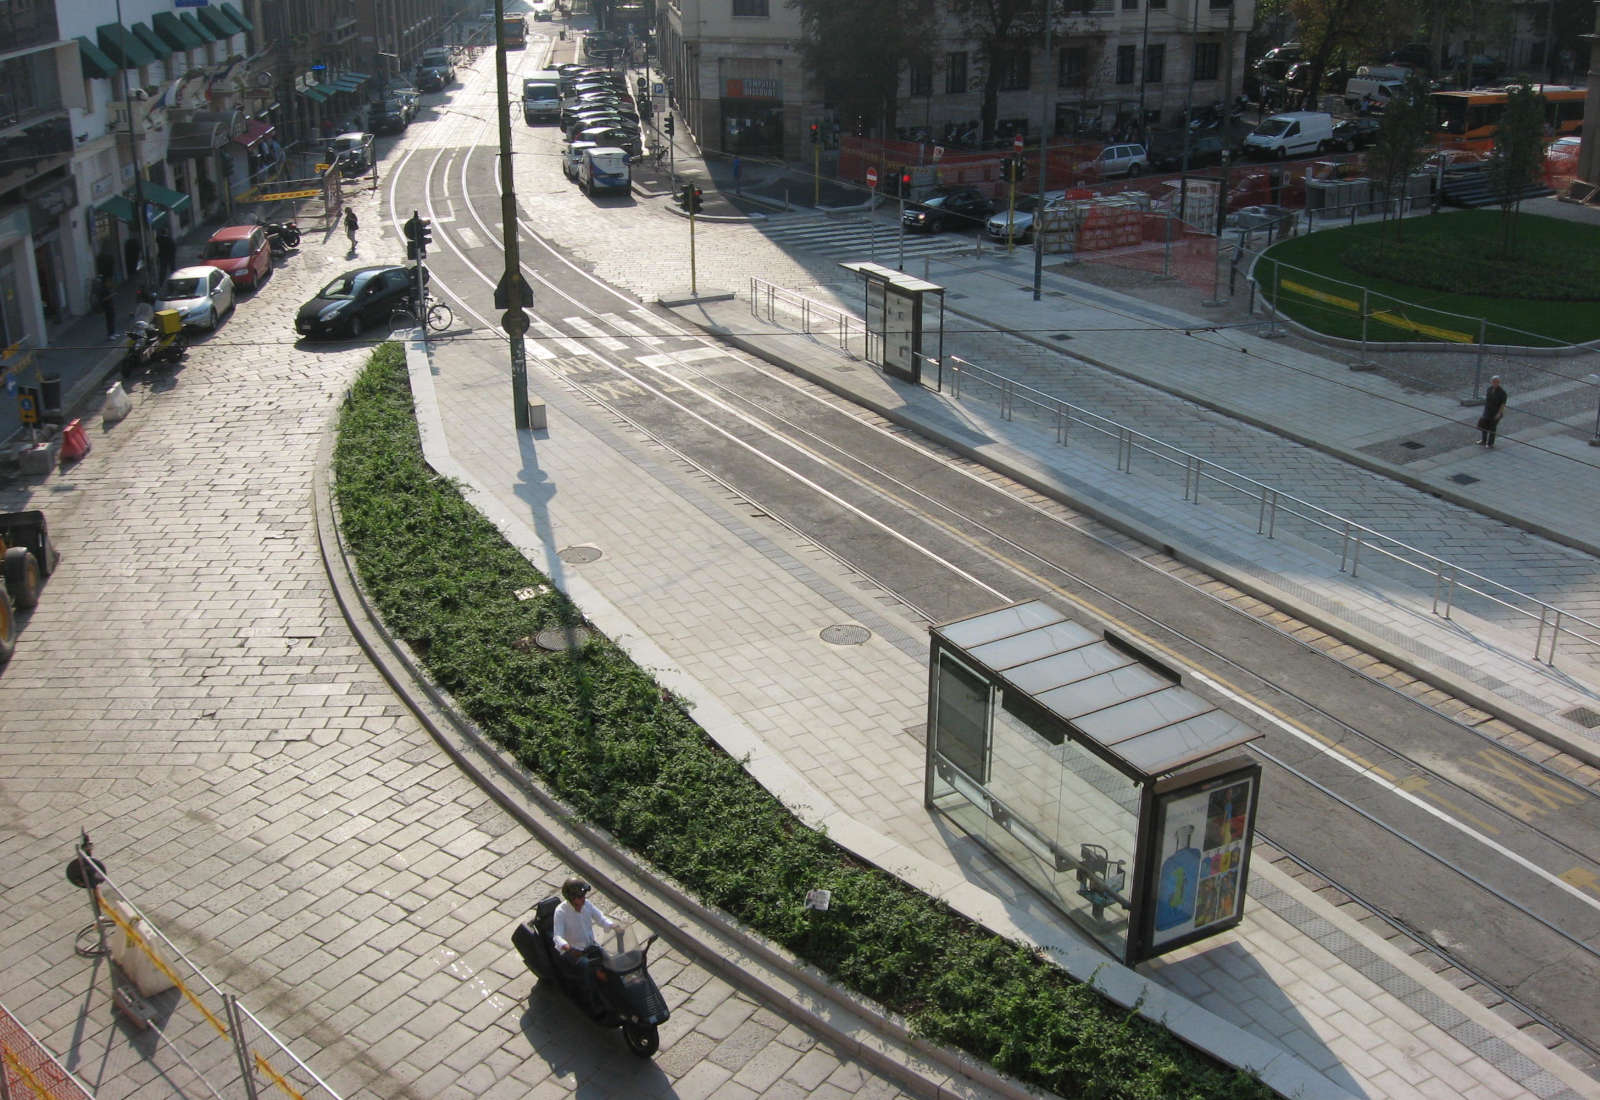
1544, 135, 1581, 177
1225, 204, 1297, 233
524, 80, 561, 123
575, 124, 641, 157
584, 32, 623, 60
154, 266, 234, 331
984, 190, 1066, 242
1076, 143, 1148, 179
1332, 116, 1381, 151
1151, 133, 1239, 171
295, 266, 414, 339
902, 187, 994, 233
563, 140, 599, 181
390, 88, 421, 120
326, 131, 375, 173
1243, 111, 1334, 159
372, 99, 409, 135
197, 225, 271, 292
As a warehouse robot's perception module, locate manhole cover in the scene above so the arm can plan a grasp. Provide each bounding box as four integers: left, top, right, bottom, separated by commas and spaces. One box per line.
1401, 441, 1424, 450
558, 545, 602, 564
535, 626, 594, 651
820, 624, 871, 646
1449, 474, 1480, 486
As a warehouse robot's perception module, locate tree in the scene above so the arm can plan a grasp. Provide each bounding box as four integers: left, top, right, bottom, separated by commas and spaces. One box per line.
1485, 82, 1546, 255
946, 0, 1048, 143
1366, 75, 1430, 246
1285, 0, 1409, 108
790, 0, 933, 136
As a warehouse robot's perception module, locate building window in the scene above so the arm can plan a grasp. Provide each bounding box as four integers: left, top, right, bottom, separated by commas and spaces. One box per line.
732, 0, 769, 15
1208, 0, 1230, 8
1116, 44, 1135, 84
1149, 0, 1166, 7
997, 48, 1031, 91
1122, 0, 1137, 9
1144, 43, 1164, 83
909, 57, 932, 97
1194, 41, 1219, 80
1058, 46, 1086, 87
946, 51, 968, 94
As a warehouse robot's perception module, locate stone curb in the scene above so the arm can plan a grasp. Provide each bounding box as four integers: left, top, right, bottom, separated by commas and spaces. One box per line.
682, 306, 1600, 772
311, 355, 1048, 1100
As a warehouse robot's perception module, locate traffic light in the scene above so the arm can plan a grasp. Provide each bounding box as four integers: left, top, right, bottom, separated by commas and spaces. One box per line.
809, 122, 819, 144
664, 114, 675, 138
999, 157, 1012, 183
405, 213, 435, 259
677, 184, 703, 213
419, 218, 433, 254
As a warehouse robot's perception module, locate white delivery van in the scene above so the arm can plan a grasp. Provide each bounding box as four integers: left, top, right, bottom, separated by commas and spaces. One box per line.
523, 80, 561, 123
1243, 111, 1335, 160
578, 146, 630, 195
1344, 76, 1406, 111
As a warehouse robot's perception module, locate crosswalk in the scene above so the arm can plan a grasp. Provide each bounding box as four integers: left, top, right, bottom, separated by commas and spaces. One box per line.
746, 214, 986, 262
518, 308, 697, 361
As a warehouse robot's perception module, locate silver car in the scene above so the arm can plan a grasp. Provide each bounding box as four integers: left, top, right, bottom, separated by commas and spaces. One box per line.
1078, 143, 1147, 179
984, 190, 1067, 243
154, 266, 235, 331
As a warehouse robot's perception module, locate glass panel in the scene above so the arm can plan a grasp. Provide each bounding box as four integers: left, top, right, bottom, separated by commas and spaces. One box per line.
939, 600, 1060, 649
1005, 640, 1128, 695
968, 618, 1095, 673
1037, 662, 1170, 720
1077, 692, 1212, 746
932, 650, 990, 783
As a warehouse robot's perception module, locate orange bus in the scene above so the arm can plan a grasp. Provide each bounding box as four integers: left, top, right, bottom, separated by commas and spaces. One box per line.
501, 13, 528, 48
1430, 84, 1584, 151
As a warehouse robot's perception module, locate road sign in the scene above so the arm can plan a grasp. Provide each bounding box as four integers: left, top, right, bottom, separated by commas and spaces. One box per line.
1013, 133, 1024, 152
865, 166, 878, 189
932, 145, 944, 163
494, 271, 535, 309
502, 309, 530, 337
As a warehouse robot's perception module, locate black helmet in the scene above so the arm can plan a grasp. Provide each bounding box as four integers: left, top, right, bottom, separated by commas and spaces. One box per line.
561, 877, 590, 903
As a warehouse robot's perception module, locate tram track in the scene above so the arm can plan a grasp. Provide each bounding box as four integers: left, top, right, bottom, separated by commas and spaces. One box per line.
382, 68, 1600, 1074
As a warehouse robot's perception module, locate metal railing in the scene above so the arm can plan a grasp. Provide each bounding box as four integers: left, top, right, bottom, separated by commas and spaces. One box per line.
743, 278, 1600, 670
749, 276, 880, 363
933, 351, 1600, 669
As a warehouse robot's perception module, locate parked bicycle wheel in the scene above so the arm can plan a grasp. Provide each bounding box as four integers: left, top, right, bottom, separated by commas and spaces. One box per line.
426, 301, 454, 332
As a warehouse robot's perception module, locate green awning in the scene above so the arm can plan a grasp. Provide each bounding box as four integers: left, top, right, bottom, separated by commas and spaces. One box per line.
220, 2, 254, 32
332, 78, 364, 92
196, 6, 236, 38
97, 195, 136, 223
298, 84, 331, 102
96, 22, 158, 69
180, 12, 218, 43
153, 12, 205, 52
139, 181, 192, 214
131, 22, 169, 61
75, 36, 119, 80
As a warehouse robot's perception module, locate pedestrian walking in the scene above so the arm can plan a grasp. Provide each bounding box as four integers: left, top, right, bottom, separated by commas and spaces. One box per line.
1477, 376, 1508, 447
95, 274, 118, 340
156, 227, 176, 278
344, 206, 358, 252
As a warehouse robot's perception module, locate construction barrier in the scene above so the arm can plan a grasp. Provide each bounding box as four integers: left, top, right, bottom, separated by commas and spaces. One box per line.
0, 1001, 94, 1100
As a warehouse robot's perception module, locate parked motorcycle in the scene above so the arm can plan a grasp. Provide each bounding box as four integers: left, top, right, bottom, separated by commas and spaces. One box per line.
511, 895, 670, 1057
262, 219, 301, 257
121, 305, 188, 376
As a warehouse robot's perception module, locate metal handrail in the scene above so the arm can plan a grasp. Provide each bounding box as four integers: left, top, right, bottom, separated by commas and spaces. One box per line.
743, 279, 1600, 669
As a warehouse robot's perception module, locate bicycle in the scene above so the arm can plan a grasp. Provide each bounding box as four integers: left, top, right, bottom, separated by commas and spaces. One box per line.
391, 293, 454, 333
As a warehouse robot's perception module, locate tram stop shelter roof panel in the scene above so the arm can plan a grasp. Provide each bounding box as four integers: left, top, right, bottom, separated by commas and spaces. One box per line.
931, 600, 1260, 781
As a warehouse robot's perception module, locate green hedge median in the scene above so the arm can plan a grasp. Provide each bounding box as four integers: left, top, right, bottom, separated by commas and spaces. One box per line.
333, 343, 1275, 1100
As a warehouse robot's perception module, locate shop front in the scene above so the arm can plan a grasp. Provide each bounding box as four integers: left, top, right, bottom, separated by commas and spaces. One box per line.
720, 73, 783, 158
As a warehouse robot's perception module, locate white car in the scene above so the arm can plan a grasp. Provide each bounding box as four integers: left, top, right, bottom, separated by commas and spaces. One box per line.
154, 266, 235, 330
1078, 143, 1147, 179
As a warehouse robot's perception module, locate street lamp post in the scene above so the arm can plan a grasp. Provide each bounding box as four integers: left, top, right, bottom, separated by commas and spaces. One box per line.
1034, 0, 1053, 300
493, 0, 533, 429
114, 0, 151, 293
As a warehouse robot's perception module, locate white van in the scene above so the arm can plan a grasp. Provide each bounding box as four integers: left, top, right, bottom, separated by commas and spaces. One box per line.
1243, 111, 1335, 160
578, 146, 630, 195
1344, 76, 1405, 111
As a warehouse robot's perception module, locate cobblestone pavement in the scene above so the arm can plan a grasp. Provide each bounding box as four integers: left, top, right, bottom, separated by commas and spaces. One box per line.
0, 190, 913, 1099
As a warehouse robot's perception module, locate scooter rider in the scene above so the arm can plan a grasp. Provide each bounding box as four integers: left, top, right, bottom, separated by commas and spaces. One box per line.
552, 878, 616, 1011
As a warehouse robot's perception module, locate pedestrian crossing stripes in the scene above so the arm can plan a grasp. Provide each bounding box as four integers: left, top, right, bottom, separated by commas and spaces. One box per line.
749, 215, 982, 262
597, 313, 661, 345
528, 318, 587, 357
562, 316, 629, 351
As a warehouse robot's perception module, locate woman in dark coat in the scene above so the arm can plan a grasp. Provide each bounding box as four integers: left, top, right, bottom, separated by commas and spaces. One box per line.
1478, 376, 1507, 447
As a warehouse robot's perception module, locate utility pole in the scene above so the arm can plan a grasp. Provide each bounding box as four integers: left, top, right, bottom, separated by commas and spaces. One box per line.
114, 0, 150, 293
493, 0, 532, 429
1034, 0, 1053, 300
1217, 0, 1237, 236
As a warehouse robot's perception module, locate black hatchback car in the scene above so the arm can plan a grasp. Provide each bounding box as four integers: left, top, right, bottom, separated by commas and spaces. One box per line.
296, 266, 414, 339
901, 187, 994, 233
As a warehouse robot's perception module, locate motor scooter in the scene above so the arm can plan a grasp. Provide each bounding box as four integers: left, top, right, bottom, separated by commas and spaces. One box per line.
512, 895, 670, 1057
122, 304, 187, 376
259, 218, 301, 256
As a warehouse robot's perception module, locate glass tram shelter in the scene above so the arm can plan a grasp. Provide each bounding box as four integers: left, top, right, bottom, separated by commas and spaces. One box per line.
839, 262, 944, 385
925, 599, 1264, 965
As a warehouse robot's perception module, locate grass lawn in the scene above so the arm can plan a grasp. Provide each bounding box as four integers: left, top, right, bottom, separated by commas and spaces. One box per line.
1260, 209, 1600, 346
333, 343, 1275, 1100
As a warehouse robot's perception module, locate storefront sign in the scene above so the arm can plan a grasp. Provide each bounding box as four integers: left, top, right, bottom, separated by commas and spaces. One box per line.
724, 77, 780, 99
26, 178, 78, 225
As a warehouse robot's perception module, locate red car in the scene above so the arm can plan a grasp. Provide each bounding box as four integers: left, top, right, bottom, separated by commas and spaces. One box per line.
197, 225, 271, 292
